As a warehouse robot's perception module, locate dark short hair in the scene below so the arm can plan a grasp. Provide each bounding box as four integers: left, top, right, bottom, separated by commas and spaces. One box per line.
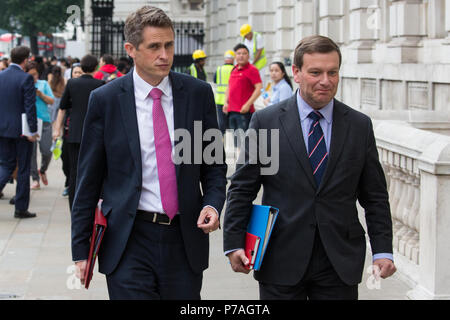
24, 61, 37, 73
10, 46, 31, 64
81, 54, 98, 73
101, 54, 115, 65
233, 43, 249, 54
294, 35, 342, 70
124, 6, 174, 48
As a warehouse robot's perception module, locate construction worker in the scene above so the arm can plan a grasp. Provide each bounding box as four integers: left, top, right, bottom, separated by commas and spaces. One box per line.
213, 50, 235, 134
187, 49, 207, 81
240, 23, 267, 85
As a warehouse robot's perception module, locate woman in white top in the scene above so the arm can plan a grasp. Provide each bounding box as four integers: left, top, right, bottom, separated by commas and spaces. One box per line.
263, 61, 294, 106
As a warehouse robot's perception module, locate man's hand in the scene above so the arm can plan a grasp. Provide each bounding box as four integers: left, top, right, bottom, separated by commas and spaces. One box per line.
240, 104, 250, 114
75, 260, 88, 285
373, 258, 396, 279
52, 126, 61, 141
222, 104, 228, 114
197, 207, 220, 234
26, 134, 39, 142
227, 249, 250, 274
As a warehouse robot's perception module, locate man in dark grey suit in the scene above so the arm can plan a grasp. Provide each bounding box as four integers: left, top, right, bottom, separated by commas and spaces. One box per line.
223, 35, 396, 300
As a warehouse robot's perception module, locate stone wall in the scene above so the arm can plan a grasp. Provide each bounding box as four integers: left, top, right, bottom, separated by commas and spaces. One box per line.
205, 0, 450, 130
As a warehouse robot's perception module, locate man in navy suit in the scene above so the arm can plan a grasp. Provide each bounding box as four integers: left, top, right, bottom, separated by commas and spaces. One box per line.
71, 6, 227, 299
0, 46, 38, 218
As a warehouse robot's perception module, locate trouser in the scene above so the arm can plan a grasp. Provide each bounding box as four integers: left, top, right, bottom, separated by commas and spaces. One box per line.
50, 97, 61, 123
61, 136, 70, 188
66, 142, 80, 211
216, 104, 228, 135
30, 121, 52, 181
228, 112, 252, 148
106, 215, 203, 300
259, 228, 358, 300
0, 137, 32, 211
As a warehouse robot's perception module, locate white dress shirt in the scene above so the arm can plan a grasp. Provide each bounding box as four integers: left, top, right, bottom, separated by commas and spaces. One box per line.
133, 68, 175, 213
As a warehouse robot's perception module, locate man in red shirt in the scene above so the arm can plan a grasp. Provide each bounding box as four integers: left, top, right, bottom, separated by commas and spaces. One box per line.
93, 54, 124, 82
224, 43, 262, 148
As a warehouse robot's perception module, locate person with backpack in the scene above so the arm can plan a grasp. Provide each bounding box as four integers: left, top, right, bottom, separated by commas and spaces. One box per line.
93, 54, 124, 83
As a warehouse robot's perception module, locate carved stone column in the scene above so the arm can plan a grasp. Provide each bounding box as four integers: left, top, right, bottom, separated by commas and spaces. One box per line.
386, 0, 425, 63
347, 0, 379, 63
318, 0, 345, 44
275, 0, 295, 62
294, 0, 314, 43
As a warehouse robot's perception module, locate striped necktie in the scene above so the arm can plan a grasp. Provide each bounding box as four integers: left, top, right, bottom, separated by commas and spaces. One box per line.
307, 111, 328, 187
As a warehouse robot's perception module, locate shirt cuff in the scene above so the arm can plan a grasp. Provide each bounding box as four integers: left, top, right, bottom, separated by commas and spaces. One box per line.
373, 253, 394, 262
203, 205, 219, 217
224, 248, 242, 256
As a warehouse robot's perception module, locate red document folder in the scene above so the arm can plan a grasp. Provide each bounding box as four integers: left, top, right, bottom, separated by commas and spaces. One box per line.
244, 232, 261, 270
84, 202, 107, 289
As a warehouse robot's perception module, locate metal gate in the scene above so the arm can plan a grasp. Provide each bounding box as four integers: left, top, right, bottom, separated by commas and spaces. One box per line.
90, 0, 126, 58
173, 21, 205, 73
89, 1, 204, 65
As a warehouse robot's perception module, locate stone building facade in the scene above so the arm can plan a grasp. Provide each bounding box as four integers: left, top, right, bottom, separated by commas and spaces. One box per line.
205, 0, 450, 132
204, 0, 450, 300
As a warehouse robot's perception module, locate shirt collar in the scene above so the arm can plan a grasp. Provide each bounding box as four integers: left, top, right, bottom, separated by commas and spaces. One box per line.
133, 67, 171, 100
297, 90, 333, 124
273, 78, 287, 90
9, 63, 23, 70
236, 62, 250, 70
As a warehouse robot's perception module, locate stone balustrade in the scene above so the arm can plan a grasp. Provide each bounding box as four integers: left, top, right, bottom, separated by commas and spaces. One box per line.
374, 120, 450, 299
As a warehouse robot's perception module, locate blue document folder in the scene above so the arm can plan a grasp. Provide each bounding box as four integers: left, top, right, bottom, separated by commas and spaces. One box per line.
246, 204, 279, 271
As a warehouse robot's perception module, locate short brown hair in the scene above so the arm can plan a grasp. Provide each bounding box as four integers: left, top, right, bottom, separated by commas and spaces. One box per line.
10, 46, 31, 65
124, 6, 174, 48
293, 35, 342, 70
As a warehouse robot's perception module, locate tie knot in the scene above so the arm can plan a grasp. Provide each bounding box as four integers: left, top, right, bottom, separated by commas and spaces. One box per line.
149, 88, 163, 100
308, 110, 323, 122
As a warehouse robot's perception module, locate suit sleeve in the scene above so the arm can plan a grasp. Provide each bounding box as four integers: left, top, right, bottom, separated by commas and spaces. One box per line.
59, 81, 72, 110
23, 74, 37, 133
199, 84, 228, 216
71, 90, 106, 261
223, 112, 263, 252
357, 118, 393, 255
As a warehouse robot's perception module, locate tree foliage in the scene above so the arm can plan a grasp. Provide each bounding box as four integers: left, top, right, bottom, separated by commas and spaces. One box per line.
0, 0, 83, 53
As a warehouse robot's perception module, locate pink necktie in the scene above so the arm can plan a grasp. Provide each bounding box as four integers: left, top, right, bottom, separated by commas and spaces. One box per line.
150, 88, 178, 219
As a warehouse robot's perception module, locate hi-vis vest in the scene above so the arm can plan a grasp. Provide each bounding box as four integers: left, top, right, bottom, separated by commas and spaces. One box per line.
243, 31, 267, 70
214, 64, 234, 105
189, 63, 207, 81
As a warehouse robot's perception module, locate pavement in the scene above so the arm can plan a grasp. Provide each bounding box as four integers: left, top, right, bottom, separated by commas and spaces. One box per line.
0, 139, 411, 300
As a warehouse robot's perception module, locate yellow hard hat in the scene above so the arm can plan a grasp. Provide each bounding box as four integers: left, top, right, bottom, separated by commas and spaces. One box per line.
192, 49, 207, 60
240, 24, 252, 37
224, 50, 235, 59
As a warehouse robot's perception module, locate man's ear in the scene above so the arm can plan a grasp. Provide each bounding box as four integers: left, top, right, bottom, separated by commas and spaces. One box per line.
292, 64, 301, 85
124, 42, 136, 59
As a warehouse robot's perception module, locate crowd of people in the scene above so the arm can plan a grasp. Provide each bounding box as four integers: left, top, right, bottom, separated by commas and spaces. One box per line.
0, 51, 131, 214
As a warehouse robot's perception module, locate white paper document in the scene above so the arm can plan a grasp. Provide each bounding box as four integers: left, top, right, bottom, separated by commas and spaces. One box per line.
22, 113, 42, 140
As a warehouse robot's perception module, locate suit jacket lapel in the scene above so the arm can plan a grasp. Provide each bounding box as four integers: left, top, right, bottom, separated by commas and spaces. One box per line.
279, 95, 316, 189
118, 72, 142, 185
317, 99, 350, 193
169, 71, 187, 180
